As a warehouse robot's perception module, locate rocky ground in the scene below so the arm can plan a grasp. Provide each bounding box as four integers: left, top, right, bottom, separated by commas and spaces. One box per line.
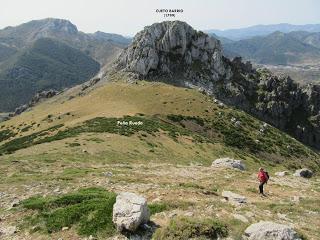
0, 158, 319, 239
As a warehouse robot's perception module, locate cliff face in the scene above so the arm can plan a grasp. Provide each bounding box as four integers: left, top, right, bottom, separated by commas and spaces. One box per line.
113, 21, 320, 149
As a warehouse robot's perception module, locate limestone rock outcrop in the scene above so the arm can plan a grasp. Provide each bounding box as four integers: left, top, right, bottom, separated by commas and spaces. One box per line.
114, 21, 231, 83
12, 89, 58, 116
111, 21, 320, 150
212, 157, 245, 170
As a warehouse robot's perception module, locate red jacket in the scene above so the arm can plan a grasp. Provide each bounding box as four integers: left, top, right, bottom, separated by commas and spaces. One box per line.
258, 171, 268, 182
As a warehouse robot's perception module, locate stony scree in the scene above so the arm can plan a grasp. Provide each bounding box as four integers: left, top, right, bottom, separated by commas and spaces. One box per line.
112, 192, 150, 232
243, 221, 301, 240
111, 20, 320, 150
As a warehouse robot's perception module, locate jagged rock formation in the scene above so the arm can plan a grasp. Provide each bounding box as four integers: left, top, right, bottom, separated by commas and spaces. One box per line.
11, 90, 58, 116
112, 21, 320, 149
114, 21, 231, 82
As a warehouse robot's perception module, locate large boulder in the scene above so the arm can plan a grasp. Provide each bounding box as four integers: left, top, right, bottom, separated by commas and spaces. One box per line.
212, 158, 245, 170
222, 191, 247, 204
293, 168, 313, 178
243, 221, 301, 240
112, 192, 150, 232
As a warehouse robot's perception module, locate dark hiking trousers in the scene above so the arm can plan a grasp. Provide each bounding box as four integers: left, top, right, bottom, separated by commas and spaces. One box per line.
259, 181, 266, 194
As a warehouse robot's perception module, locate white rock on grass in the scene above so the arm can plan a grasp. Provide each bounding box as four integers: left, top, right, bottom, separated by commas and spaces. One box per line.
293, 168, 313, 178
222, 191, 247, 204
212, 158, 245, 170
275, 171, 288, 177
243, 221, 301, 240
112, 192, 150, 232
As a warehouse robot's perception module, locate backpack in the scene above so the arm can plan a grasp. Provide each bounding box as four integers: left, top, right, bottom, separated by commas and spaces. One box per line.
265, 171, 270, 181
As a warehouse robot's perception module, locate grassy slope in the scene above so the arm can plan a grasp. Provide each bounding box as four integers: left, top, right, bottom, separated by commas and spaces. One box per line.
0, 79, 319, 239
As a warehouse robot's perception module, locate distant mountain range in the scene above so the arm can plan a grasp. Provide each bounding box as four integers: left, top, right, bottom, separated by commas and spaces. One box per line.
0, 18, 131, 112
207, 23, 320, 40
221, 31, 320, 65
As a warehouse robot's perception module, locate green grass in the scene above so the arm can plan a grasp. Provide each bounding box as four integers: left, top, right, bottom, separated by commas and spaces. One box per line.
148, 203, 169, 215
153, 216, 228, 240
0, 116, 197, 155
21, 187, 116, 237
1, 113, 318, 171
0, 124, 64, 154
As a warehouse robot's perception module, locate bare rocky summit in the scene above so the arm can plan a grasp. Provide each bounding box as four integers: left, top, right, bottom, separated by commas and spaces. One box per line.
114, 21, 230, 82
112, 21, 320, 149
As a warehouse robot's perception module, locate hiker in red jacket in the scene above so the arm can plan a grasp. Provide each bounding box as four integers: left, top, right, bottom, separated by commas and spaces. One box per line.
258, 167, 269, 196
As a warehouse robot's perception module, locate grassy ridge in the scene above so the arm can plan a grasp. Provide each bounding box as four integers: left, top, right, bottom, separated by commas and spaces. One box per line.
1, 113, 318, 170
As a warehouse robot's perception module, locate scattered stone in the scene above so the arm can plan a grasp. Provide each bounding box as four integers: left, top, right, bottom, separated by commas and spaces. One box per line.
222, 191, 247, 204
243, 221, 301, 240
291, 196, 301, 203
184, 212, 194, 217
10, 199, 20, 208
275, 171, 288, 177
235, 121, 241, 127
293, 168, 313, 178
233, 213, 249, 223
112, 192, 150, 232
102, 172, 113, 177
212, 158, 245, 170
88, 235, 95, 240
62, 226, 69, 231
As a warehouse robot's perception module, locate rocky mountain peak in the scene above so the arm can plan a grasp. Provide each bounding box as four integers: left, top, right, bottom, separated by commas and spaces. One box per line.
33, 18, 78, 35
111, 21, 320, 149
36, 18, 78, 34
114, 21, 230, 81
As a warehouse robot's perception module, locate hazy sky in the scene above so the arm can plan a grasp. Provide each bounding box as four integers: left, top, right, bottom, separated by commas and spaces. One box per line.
1, 0, 319, 36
